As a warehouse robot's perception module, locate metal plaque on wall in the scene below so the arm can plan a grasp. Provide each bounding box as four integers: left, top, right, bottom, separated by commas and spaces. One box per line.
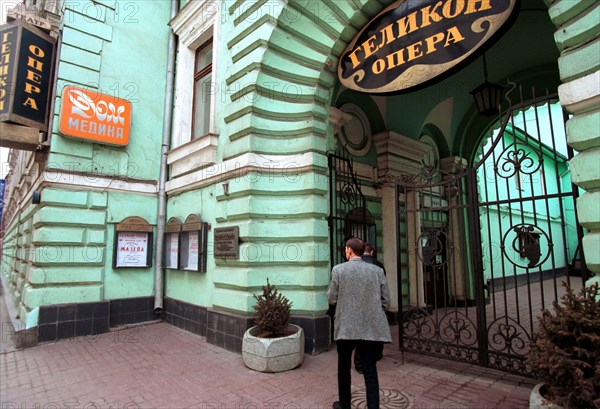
214, 226, 239, 259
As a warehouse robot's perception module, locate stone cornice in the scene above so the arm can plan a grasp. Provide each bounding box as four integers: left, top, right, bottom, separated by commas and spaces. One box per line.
167, 134, 219, 165
373, 131, 433, 182
170, 0, 219, 46
372, 131, 435, 184
558, 70, 600, 114
440, 156, 468, 175
328, 107, 353, 135
166, 152, 322, 195
373, 131, 432, 163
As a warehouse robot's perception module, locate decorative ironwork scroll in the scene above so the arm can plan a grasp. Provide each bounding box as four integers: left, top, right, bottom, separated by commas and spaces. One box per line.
328, 151, 369, 268
396, 85, 585, 377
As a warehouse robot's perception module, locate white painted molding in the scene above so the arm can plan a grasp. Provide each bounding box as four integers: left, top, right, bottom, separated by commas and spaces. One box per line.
41, 170, 158, 195
558, 69, 600, 114
328, 106, 353, 134
373, 131, 432, 163
167, 134, 219, 180
373, 131, 432, 179
166, 152, 319, 194
170, 0, 220, 45
2, 170, 157, 229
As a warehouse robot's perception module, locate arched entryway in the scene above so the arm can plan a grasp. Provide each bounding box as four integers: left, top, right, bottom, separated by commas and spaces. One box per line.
223, 0, 596, 371
395, 87, 586, 375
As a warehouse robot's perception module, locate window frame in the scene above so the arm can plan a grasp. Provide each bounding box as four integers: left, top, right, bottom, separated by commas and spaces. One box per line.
169, 0, 220, 149
191, 39, 213, 140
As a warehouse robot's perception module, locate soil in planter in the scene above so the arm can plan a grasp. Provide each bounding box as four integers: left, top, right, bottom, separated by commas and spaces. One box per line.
254, 325, 299, 338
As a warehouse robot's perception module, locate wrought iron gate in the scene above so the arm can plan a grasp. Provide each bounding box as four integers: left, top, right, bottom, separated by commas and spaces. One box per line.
397, 86, 586, 376
328, 151, 373, 268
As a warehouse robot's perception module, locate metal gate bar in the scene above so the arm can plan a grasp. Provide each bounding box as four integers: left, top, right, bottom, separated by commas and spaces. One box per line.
397, 85, 586, 376
328, 151, 367, 269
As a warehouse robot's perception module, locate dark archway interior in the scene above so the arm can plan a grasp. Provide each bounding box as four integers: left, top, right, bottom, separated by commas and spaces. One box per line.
333, 0, 559, 163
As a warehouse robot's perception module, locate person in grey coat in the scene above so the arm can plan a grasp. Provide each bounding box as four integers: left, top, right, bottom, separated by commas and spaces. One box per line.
327, 237, 392, 409
354, 242, 386, 373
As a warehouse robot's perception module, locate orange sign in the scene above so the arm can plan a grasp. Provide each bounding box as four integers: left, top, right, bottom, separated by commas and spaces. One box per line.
59, 85, 132, 146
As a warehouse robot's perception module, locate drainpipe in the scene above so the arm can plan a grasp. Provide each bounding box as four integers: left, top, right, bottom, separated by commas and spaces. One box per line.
154, 0, 179, 313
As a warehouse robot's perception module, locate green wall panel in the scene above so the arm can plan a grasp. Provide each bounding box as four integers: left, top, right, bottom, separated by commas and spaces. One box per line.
64, 6, 113, 40
105, 192, 157, 224
29, 266, 104, 285
33, 207, 107, 227
62, 26, 104, 53
23, 283, 103, 309
60, 44, 102, 71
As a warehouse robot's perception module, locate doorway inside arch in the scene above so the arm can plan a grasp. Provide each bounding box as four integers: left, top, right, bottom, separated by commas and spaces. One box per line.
396, 86, 586, 376
327, 151, 377, 268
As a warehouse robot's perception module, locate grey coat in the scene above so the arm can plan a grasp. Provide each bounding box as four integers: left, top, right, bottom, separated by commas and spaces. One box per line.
327, 258, 392, 343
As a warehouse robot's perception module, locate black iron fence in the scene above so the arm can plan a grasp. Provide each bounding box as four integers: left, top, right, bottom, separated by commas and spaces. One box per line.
396, 86, 586, 376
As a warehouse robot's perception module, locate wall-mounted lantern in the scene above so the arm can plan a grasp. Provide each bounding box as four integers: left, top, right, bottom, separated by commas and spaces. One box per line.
470, 54, 504, 117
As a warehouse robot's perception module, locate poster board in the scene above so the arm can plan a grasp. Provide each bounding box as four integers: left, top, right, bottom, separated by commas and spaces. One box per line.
113, 217, 153, 269
164, 217, 181, 269
179, 214, 209, 272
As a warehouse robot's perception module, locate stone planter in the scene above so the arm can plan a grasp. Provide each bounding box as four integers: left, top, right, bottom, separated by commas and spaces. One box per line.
242, 324, 304, 373
529, 383, 563, 409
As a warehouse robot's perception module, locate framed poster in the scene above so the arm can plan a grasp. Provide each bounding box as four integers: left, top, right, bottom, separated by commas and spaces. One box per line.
164, 232, 179, 269
113, 217, 154, 269
185, 231, 199, 270
163, 217, 181, 269
179, 214, 209, 272
114, 232, 152, 268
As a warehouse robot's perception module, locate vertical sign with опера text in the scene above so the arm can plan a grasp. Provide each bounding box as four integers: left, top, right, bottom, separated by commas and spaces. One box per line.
59, 85, 132, 146
0, 20, 56, 131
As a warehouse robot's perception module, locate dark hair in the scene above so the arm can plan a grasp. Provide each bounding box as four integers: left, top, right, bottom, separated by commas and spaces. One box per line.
364, 243, 375, 254
346, 237, 364, 256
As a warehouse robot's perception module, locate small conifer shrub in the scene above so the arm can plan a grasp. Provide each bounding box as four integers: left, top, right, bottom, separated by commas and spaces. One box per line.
527, 282, 600, 409
252, 279, 292, 338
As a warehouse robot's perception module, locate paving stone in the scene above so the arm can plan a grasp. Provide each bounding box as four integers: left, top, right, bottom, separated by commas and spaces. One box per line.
1, 292, 536, 408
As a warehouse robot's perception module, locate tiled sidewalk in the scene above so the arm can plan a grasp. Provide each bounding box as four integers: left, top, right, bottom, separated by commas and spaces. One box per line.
1, 309, 536, 409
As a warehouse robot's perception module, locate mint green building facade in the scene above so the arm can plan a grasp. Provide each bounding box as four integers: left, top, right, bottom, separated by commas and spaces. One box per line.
1, 0, 171, 342
1, 0, 599, 366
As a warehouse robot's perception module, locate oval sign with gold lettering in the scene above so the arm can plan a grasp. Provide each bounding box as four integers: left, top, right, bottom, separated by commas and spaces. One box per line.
338, 0, 518, 94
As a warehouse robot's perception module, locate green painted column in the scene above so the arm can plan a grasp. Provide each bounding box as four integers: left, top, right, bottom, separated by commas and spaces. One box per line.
549, 1, 600, 283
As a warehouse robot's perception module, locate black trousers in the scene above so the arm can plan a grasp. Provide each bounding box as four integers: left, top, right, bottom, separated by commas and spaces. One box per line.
354, 342, 383, 369
336, 339, 382, 409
